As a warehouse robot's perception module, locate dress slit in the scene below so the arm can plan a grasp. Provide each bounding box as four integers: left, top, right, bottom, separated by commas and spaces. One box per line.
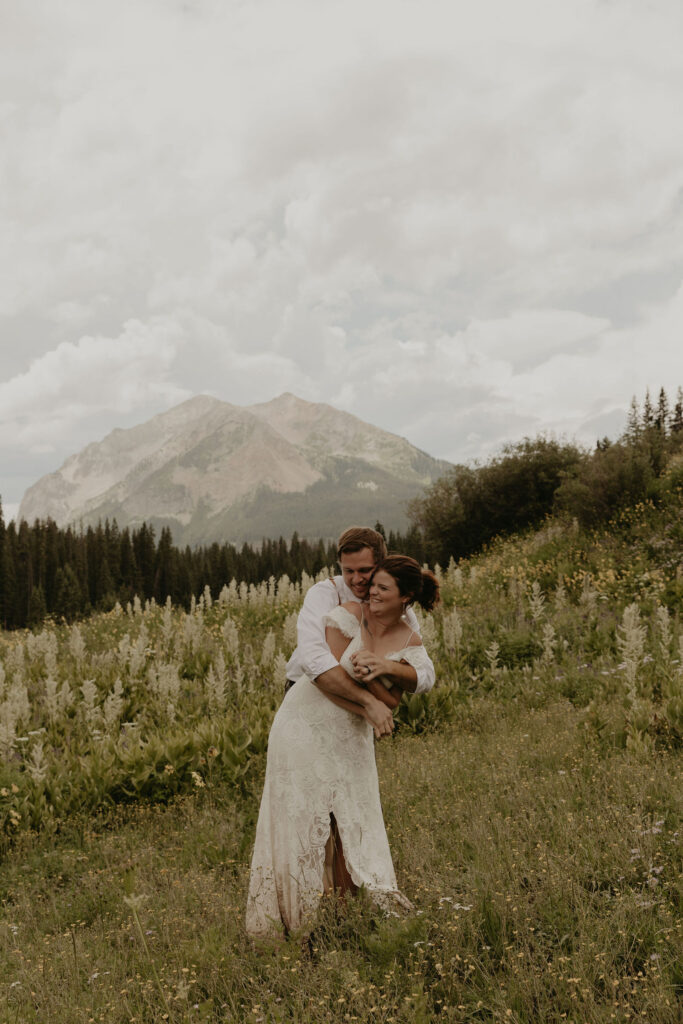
324, 813, 359, 896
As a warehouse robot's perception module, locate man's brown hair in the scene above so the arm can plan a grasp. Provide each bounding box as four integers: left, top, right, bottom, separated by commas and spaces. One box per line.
336, 526, 387, 564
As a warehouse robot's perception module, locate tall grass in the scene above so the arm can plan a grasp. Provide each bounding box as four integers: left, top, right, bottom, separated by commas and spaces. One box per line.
1, 498, 682, 1020
0, 701, 680, 1022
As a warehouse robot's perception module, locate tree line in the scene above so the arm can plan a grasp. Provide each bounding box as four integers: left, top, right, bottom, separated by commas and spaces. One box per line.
1, 385, 680, 631
0, 510, 426, 631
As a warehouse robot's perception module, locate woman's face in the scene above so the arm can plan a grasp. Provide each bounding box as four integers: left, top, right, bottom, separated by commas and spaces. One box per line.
367, 569, 405, 618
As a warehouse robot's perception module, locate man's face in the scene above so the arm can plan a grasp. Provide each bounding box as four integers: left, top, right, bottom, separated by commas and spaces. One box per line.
339, 547, 377, 600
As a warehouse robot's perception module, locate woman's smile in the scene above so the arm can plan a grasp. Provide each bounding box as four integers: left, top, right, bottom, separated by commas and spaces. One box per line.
367, 570, 404, 618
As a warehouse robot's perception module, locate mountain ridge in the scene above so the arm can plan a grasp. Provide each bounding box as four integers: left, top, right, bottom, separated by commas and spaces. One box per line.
18, 393, 452, 544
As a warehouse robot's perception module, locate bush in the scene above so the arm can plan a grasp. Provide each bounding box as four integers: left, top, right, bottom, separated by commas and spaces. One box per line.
409, 436, 583, 564
553, 442, 654, 527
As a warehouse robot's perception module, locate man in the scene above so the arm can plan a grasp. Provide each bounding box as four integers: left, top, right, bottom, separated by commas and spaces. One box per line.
285, 526, 436, 737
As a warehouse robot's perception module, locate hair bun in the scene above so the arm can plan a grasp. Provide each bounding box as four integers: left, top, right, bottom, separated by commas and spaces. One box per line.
375, 554, 440, 612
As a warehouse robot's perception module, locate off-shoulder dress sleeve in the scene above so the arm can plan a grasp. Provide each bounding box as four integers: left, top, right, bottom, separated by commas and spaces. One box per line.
386, 644, 435, 692
322, 605, 361, 639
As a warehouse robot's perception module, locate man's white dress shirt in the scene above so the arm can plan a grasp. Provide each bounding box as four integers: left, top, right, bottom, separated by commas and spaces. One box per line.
285, 575, 436, 695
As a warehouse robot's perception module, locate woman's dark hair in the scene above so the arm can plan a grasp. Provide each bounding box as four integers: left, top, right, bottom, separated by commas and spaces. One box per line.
375, 554, 440, 613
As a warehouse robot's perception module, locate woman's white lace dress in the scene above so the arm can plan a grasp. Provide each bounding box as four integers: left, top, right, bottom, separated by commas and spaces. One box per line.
246, 606, 430, 938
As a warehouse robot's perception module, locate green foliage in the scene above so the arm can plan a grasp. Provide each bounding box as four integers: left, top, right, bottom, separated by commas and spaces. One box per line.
1, 482, 683, 1022
394, 684, 461, 734
1, 703, 680, 1024
409, 436, 584, 564
410, 385, 683, 566
553, 440, 655, 526
3, 484, 683, 844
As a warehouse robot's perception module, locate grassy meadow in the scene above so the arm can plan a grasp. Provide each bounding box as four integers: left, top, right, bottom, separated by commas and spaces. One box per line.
1, 495, 682, 1023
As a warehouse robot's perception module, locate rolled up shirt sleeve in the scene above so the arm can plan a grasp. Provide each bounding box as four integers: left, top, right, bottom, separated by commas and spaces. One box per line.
287, 579, 344, 681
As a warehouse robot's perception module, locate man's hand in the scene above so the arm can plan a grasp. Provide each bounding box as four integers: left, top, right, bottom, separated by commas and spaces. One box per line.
363, 696, 394, 739
350, 647, 389, 683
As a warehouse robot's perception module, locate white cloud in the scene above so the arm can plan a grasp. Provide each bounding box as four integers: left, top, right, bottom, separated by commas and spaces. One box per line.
1, 0, 682, 506
0, 319, 190, 451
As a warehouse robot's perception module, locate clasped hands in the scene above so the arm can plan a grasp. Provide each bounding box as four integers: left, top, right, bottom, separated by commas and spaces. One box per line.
350, 647, 388, 683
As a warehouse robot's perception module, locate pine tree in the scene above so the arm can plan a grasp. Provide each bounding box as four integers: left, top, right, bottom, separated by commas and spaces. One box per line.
27, 584, 47, 627
624, 396, 641, 445
133, 522, 156, 598
672, 387, 683, 433
154, 526, 177, 603
15, 520, 33, 628
1, 523, 18, 629
119, 529, 137, 602
74, 529, 90, 614
54, 564, 83, 621
44, 519, 60, 612
105, 519, 122, 590
656, 387, 669, 435
642, 388, 654, 429
0, 498, 6, 627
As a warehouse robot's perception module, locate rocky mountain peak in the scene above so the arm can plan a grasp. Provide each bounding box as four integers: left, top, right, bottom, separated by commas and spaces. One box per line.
18, 393, 451, 544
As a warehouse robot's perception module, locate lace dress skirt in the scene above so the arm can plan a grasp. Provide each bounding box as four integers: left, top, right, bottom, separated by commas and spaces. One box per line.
246, 631, 410, 938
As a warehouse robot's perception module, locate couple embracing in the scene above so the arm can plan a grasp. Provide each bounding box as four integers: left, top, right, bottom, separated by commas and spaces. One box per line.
246, 526, 439, 939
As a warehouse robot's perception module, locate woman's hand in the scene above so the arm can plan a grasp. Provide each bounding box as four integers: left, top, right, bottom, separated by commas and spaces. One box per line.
350, 647, 390, 683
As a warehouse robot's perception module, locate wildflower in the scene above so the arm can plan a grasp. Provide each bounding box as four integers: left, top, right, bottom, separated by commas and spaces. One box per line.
207, 746, 219, 759
528, 581, 546, 622
191, 771, 205, 788
163, 764, 175, 775
485, 641, 500, 673
540, 622, 556, 665
616, 602, 646, 693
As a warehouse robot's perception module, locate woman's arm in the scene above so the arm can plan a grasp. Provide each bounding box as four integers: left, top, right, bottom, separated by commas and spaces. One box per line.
350, 648, 419, 692
323, 692, 371, 716
366, 679, 402, 709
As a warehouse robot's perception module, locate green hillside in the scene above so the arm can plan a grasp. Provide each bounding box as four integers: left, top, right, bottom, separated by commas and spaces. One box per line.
0, 488, 681, 1022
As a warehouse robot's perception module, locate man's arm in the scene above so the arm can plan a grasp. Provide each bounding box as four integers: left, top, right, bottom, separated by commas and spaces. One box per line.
318, 622, 395, 736
312, 666, 394, 737
286, 582, 394, 737
291, 579, 344, 681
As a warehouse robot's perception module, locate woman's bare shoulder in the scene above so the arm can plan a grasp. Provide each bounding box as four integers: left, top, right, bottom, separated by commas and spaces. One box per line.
406, 632, 424, 647
340, 601, 362, 620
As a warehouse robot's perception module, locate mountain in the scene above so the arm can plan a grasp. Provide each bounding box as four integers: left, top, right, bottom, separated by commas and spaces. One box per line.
18, 394, 452, 544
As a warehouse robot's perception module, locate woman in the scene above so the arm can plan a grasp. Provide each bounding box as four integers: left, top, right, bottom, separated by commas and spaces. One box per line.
246, 555, 440, 939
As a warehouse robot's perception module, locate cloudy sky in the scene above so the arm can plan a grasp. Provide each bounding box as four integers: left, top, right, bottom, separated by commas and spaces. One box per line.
2, 0, 682, 521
